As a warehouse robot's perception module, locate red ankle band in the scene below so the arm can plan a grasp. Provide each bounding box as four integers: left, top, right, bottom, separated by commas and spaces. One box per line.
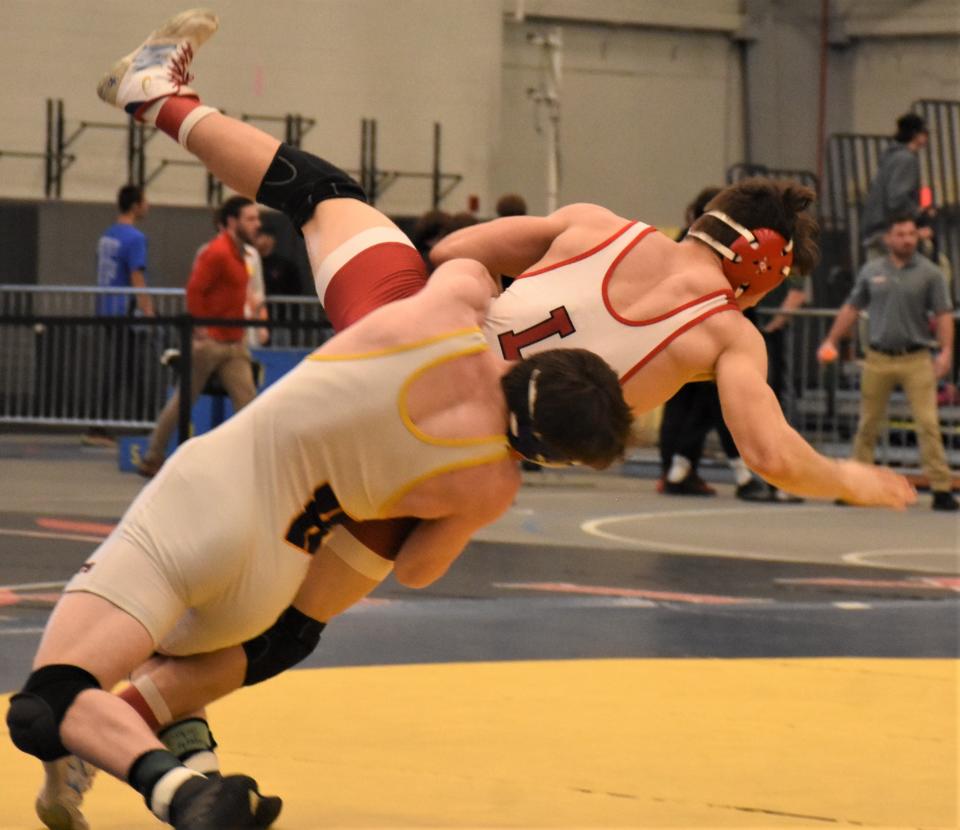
118, 684, 162, 731
152, 95, 202, 142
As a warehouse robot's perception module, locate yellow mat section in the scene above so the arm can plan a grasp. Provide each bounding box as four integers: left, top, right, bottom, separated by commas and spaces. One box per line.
1, 658, 957, 829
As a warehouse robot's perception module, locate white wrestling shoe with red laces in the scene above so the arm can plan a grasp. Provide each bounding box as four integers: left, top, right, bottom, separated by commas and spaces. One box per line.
96, 8, 218, 119
35, 756, 97, 830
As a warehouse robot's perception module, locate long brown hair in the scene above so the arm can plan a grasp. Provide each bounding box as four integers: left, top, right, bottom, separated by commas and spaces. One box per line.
693, 177, 820, 276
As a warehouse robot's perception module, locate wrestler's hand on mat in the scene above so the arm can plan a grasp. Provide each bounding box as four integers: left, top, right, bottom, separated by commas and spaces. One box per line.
836, 460, 917, 510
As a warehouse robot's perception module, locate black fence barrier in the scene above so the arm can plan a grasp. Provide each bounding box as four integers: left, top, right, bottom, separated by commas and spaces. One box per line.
0, 314, 334, 437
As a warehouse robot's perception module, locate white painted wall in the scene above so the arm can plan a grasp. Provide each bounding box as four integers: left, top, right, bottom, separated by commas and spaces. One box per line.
0, 0, 502, 214
743, 0, 959, 175
494, 20, 743, 228
0, 0, 955, 226
847, 37, 960, 134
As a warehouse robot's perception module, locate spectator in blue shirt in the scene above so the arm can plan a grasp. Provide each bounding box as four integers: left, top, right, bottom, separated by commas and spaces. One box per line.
85, 186, 156, 446
96, 185, 152, 316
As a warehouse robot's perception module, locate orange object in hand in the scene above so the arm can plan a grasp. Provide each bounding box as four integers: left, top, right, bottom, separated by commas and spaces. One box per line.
817, 343, 838, 363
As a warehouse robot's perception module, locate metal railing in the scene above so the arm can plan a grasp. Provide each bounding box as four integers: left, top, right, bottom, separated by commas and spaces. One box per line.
0, 286, 332, 429
914, 99, 960, 209
754, 307, 960, 467
0, 288, 956, 470
821, 99, 960, 280
726, 163, 820, 195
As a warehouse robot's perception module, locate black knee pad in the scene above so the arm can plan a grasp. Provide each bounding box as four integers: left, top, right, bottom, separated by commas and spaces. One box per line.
242, 606, 325, 686
255, 143, 367, 232
6, 664, 101, 761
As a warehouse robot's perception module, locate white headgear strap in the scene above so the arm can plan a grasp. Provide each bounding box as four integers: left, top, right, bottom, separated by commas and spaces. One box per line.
687, 210, 759, 264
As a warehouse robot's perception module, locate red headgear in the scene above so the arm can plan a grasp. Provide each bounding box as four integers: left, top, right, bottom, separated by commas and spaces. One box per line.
688, 210, 793, 299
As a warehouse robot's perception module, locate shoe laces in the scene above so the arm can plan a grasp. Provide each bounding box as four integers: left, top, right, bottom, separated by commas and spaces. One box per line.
167, 42, 195, 88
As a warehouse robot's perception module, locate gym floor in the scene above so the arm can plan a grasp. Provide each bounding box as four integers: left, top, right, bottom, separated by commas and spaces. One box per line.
0, 433, 957, 829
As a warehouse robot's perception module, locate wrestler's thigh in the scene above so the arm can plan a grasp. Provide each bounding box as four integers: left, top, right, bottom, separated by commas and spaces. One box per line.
302, 198, 400, 266
34, 592, 156, 689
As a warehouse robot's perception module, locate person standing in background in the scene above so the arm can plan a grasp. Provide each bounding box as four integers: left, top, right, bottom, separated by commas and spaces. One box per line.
861, 113, 933, 260
495, 193, 528, 218
657, 186, 767, 500
819, 215, 957, 511
242, 232, 269, 349
255, 226, 304, 345
85, 185, 155, 447
742, 272, 809, 502
256, 227, 304, 297
137, 196, 261, 477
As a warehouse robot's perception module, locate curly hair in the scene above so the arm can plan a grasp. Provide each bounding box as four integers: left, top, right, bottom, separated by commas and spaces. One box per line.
694, 177, 820, 276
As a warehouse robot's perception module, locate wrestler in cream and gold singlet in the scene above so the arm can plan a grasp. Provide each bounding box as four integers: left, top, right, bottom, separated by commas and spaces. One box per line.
65, 328, 507, 655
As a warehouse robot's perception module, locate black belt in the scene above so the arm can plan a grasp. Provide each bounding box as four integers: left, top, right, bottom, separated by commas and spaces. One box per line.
869, 344, 927, 356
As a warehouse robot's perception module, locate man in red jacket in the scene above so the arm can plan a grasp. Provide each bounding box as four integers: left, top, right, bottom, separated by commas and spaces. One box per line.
139, 196, 262, 476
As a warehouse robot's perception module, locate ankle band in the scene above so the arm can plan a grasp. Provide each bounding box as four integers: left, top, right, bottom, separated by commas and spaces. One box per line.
150, 766, 203, 823
118, 674, 172, 730
158, 717, 217, 760
151, 96, 217, 146
178, 104, 218, 147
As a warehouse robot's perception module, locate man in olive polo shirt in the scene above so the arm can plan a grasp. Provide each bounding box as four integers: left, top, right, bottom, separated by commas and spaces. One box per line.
819, 215, 957, 511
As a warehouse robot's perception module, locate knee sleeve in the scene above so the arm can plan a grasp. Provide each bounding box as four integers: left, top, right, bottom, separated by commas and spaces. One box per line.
255, 143, 367, 232
241, 606, 325, 686
6, 665, 101, 761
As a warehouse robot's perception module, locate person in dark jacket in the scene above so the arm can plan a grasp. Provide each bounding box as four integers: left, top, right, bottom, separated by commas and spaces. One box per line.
861, 113, 932, 259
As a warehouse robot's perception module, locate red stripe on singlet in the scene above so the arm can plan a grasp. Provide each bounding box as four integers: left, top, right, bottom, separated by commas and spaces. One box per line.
514, 221, 642, 280
619, 302, 740, 385
324, 243, 428, 331
605, 287, 736, 327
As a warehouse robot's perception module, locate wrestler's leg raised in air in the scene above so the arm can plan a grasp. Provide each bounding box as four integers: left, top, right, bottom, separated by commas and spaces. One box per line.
97, 7, 427, 330
97, 2, 422, 615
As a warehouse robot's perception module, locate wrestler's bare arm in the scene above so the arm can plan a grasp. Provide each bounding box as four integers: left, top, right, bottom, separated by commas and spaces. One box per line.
426, 258, 500, 315
430, 203, 618, 278
715, 326, 915, 508
393, 468, 519, 588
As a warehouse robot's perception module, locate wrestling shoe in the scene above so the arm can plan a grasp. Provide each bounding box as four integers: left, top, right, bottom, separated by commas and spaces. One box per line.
202, 773, 284, 827
35, 756, 96, 830
735, 479, 768, 501
663, 473, 716, 496
169, 774, 282, 829
932, 490, 959, 511
96, 8, 218, 119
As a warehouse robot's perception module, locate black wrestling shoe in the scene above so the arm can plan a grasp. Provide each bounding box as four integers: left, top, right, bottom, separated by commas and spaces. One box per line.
932, 490, 959, 511
734, 479, 768, 501
663, 473, 716, 496
169, 774, 282, 829
200, 772, 283, 827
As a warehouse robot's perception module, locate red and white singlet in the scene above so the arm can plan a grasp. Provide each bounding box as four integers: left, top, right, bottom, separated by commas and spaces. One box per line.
483, 221, 739, 384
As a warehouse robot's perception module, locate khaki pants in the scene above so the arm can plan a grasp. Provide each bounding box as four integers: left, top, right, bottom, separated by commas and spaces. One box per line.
851, 349, 953, 491
146, 336, 257, 460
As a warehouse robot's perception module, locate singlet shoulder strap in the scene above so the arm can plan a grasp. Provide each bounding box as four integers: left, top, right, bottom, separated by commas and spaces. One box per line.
518, 220, 653, 279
